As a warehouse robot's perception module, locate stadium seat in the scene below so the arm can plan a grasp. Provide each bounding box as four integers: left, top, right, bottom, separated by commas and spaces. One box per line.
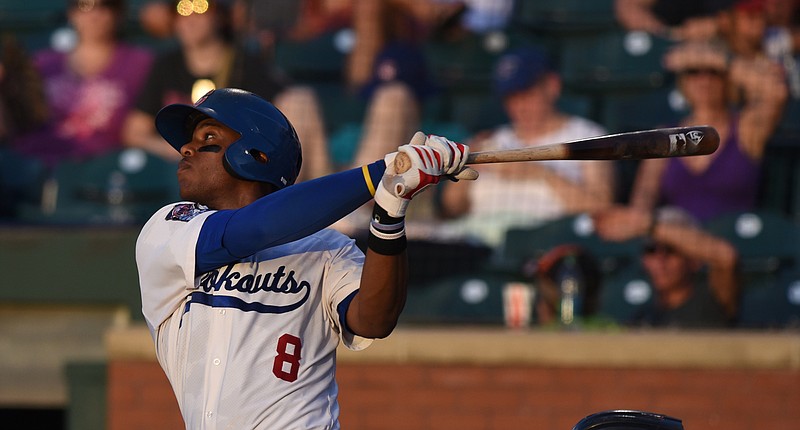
274, 29, 349, 83
18, 149, 179, 225
598, 259, 653, 324
499, 214, 644, 273
703, 210, 800, 273
737, 266, 800, 328
510, 0, 617, 35
0, 148, 46, 219
775, 91, 800, 137
756, 134, 800, 216
704, 210, 800, 300
401, 270, 517, 326
424, 32, 507, 93
599, 85, 687, 134
308, 82, 367, 135
558, 29, 675, 94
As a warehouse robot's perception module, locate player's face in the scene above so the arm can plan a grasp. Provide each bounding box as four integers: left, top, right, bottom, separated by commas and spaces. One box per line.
177, 118, 242, 206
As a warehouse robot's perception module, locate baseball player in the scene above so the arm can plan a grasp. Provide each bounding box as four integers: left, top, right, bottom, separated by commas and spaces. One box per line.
135, 88, 473, 429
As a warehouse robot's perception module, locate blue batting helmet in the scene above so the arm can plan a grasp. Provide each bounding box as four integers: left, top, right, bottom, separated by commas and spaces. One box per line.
155, 88, 302, 189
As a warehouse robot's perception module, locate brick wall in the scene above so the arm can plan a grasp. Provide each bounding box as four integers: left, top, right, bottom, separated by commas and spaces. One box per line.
105, 327, 800, 430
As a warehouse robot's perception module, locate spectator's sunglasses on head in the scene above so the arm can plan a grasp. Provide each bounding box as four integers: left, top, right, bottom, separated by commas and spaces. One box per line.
643, 243, 678, 256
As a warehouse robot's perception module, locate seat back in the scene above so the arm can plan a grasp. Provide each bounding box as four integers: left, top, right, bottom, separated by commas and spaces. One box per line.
20, 149, 179, 225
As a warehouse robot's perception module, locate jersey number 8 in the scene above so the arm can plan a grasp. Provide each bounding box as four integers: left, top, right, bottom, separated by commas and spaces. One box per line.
273, 333, 302, 382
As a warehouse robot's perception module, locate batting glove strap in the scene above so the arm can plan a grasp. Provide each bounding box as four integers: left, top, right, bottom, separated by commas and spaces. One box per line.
368, 204, 407, 255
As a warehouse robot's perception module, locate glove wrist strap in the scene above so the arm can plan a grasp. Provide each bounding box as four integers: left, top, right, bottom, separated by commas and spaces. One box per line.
368, 204, 407, 255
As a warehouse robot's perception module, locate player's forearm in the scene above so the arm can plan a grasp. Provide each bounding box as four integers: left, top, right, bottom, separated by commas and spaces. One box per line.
347, 250, 408, 338
196, 161, 385, 272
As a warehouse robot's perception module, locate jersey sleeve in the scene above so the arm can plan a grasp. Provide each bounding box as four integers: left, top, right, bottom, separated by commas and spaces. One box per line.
320, 231, 373, 351
195, 160, 386, 273
136, 203, 215, 335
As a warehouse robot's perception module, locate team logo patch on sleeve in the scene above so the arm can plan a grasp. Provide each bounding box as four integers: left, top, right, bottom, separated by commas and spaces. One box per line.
166, 203, 209, 222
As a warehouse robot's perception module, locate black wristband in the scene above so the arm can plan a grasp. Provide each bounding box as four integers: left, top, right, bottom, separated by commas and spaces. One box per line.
368, 204, 406, 255
371, 204, 403, 225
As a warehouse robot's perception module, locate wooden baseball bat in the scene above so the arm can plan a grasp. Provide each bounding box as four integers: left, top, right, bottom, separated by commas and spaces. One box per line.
394, 126, 719, 174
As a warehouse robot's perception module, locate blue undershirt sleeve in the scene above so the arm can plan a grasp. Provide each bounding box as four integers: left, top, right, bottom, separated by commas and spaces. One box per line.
195, 160, 386, 274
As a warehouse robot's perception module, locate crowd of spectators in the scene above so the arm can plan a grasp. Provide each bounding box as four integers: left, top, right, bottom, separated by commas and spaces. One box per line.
1, 0, 798, 329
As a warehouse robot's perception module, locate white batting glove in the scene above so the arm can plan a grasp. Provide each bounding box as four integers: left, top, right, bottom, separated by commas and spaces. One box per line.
374, 132, 474, 218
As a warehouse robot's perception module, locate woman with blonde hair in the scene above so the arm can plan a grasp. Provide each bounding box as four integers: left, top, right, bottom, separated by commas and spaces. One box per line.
629, 40, 787, 222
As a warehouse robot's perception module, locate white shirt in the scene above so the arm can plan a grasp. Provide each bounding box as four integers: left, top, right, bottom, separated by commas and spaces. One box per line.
439, 116, 607, 246
136, 202, 370, 430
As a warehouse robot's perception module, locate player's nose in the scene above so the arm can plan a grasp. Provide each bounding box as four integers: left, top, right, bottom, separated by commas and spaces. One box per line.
179, 141, 195, 157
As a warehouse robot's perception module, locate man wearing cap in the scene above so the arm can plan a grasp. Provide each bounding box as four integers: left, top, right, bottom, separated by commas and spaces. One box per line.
439, 46, 615, 247
593, 205, 739, 328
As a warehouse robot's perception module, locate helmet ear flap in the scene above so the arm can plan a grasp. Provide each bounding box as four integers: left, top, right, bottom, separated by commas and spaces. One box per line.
222, 144, 272, 181
222, 153, 244, 180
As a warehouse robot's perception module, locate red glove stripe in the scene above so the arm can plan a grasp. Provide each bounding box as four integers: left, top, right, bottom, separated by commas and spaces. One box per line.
447, 141, 457, 168
411, 146, 430, 168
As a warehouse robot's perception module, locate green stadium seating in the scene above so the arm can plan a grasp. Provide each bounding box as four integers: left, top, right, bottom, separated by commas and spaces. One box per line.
559, 29, 675, 94
703, 210, 800, 273
597, 259, 653, 324
273, 30, 348, 83
499, 214, 644, 274
510, 0, 617, 35
737, 266, 800, 328
599, 85, 687, 134
18, 149, 179, 225
401, 270, 517, 326
704, 210, 800, 326
0, 148, 47, 219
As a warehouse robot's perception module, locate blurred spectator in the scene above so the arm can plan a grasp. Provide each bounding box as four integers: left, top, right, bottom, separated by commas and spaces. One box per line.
593, 206, 739, 328
629, 40, 788, 222
230, 0, 353, 61
763, 0, 800, 97
424, 0, 514, 41
0, 35, 49, 143
614, 0, 736, 41
349, 42, 439, 169
529, 244, 615, 329
10, 0, 153, 168
122, 0, 332, 181
717, 0, 771, 60
137, 0, 174, 41
438, 46, 614, 247
764, 0, 800, 54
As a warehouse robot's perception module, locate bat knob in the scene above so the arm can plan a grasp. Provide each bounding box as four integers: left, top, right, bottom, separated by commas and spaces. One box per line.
394, 152, 412, 174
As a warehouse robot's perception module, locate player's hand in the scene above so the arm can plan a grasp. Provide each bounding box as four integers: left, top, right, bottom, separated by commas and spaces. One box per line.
415, 132, 477, 180
374, 132, 475, 218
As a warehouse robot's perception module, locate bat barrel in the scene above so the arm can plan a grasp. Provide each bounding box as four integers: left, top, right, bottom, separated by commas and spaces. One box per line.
573, 125, 719, 160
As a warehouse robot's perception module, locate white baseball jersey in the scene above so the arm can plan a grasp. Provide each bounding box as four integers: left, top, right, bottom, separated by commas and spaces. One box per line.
136, 202, 372, 430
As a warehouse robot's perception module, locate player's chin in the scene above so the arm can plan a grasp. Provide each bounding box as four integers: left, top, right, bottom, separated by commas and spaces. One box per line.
177, 178, 200, 202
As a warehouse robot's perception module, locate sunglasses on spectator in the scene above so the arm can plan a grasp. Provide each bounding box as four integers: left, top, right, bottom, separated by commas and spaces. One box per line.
643, 243, 679, 256
682, 68, 725, 77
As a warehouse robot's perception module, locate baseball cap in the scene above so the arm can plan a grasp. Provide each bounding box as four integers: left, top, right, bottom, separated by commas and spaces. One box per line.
492, 46, 553, 98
